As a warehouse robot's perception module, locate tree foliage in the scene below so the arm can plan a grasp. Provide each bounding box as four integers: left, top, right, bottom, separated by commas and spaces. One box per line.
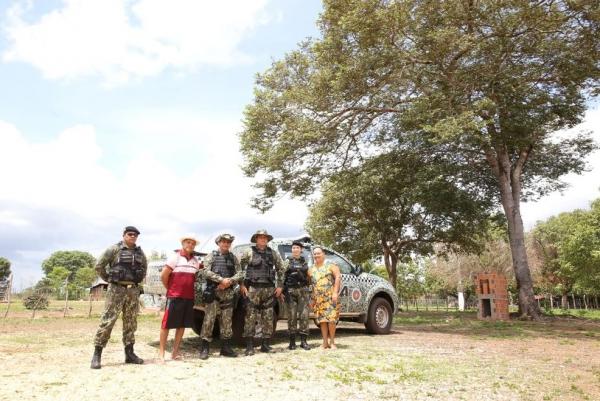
0, 257, 11, 281
532, 198, 600, 304
41, 250, 95, 280
241, 0, 599, 318
305, 150, 493, 288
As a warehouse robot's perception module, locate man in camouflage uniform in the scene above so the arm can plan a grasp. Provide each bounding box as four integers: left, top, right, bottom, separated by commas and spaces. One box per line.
198, 233, 244, 359
284, 240, 311, 350
90, 226, 147, 369
239, 229, 285, 355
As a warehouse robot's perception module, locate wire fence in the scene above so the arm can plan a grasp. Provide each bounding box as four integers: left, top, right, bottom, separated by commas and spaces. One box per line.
1, 287, 159, 319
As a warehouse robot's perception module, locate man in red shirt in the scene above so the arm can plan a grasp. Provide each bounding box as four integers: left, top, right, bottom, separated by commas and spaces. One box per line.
158, 235, 200, 363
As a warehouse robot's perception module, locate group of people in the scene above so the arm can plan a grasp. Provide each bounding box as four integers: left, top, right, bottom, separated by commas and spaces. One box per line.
90, 226, 342, 369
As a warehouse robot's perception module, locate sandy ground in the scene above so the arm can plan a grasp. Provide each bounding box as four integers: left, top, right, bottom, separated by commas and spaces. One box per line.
1, 311, 599, 401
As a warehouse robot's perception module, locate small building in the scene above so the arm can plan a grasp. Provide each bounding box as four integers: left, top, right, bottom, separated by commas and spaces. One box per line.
474, 273, 509, 320
90, 277, 108, 301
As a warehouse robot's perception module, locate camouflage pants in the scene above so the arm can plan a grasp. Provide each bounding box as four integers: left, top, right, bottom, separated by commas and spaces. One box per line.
201, 288, 235, 342
94, 284, 140, 347
286, 287, 310, 335
243, 286, 275, 338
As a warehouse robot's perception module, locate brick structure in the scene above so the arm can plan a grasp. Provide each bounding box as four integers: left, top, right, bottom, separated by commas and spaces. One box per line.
474, 273, 509, 320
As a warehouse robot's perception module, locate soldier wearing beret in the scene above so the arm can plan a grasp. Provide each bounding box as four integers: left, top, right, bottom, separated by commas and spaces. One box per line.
91, 226, 147, 369
238, 229, 286, 355
198, 233, 244, 359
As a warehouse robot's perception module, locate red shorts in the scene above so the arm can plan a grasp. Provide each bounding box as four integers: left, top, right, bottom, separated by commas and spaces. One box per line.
161, 298, 194, 329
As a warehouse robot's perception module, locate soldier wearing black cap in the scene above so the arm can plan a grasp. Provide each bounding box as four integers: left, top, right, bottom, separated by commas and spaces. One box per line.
283, 240, 311, 350
90, 225, 147, 369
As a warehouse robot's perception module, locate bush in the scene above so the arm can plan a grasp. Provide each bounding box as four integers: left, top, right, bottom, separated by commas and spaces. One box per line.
22, 293, 49, 310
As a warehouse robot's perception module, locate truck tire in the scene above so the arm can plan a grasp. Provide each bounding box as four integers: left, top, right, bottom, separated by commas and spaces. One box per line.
232, 304, 245, 345
365, 297, 393, 334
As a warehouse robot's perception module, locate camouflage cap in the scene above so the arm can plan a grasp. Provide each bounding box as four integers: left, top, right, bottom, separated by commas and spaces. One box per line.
215, 233, 235, 244
250, 229, 273, 243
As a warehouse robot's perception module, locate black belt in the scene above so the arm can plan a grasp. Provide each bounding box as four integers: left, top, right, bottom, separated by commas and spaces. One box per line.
248, 282, 274, 288
112, 282, 138, 289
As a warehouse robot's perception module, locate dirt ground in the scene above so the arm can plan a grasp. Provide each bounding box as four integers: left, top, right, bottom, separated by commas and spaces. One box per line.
1, 309, 599, 401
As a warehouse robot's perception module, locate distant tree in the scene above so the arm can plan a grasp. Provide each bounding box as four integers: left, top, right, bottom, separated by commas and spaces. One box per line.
241, 0, 598, 318
41, 251, 95, 280
74, 267, 96, 289
532, 199, 600, 307
0, 257, 11, 281
47, 266, 70, 298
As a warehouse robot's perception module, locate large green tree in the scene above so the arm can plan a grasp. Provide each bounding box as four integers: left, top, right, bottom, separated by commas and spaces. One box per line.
0, 257, 11, 281
532, 199, 600, 307
41, 250, 96, 280
241, 0, 598, 318
305, 150, 492, 288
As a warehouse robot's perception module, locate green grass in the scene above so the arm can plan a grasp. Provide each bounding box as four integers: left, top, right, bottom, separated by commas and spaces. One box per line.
544, 308, 600, 320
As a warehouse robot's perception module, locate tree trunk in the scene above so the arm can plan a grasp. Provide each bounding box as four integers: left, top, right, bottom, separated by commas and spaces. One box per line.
490, 148, 541, 319
571, 294, 576, 309
583, 294, 588, 310
561, 292, 568, 309
381, 245, 398, 290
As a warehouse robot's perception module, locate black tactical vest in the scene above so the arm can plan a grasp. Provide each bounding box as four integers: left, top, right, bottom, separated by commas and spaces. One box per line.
109, 243, 145, 283
245, 246, 275, 285
211, 251, 235, 278
284, 256, 309, 288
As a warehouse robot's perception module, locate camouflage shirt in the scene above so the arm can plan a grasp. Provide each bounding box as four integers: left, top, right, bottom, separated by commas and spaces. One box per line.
238, 246, 286, 288
199, 250, 244, 284
94, 242, 148, 282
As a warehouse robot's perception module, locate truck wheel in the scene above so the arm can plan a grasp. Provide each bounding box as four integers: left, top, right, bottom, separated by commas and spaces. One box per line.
365, 297, 392, 334
232, 304, 245, 345
191, 309, 205, 336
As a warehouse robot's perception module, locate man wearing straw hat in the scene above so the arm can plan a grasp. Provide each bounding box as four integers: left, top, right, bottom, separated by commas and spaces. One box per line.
157, 234, 201, 363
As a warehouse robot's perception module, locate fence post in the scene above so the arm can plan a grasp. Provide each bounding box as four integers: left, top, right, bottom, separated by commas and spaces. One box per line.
62, 278, 69, 318
2, 274, 12, 319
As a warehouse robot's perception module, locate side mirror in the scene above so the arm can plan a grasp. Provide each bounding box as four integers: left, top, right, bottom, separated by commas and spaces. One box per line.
353, 265, 363, 276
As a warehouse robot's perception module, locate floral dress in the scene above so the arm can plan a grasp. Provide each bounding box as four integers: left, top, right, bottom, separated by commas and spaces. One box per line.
309, 261, 340, 323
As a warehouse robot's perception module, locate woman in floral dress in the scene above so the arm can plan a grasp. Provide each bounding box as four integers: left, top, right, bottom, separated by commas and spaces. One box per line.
308, 247, 341, 349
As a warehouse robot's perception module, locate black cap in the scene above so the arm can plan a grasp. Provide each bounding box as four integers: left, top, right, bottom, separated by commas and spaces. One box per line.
291, 241, 304, 248
123, 226, 140, 235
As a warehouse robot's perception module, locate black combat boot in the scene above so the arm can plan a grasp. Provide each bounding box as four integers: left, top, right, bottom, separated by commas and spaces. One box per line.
199, 339, 210, 360
219, 339, 238, 357
288, 334, 297, 350
124, 344, 144, 364
260, 338, 275, 353
300, 334, 311, 350
244, 338, 255, 356
90, 346, 103, 369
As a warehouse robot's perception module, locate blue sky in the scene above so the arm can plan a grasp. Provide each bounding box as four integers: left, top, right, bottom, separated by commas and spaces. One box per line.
0, 0, 598, 289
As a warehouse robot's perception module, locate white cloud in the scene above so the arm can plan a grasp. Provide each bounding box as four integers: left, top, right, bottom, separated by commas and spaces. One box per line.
2, 0, 270, 85
521, 107, 600, 228
0, 118, 307, 285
